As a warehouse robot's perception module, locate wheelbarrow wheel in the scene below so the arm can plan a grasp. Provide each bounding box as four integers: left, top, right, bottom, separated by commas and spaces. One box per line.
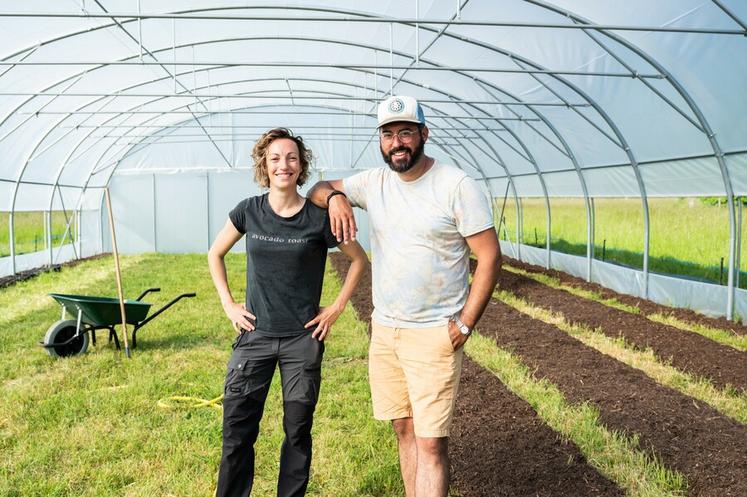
44, 319, 89, 358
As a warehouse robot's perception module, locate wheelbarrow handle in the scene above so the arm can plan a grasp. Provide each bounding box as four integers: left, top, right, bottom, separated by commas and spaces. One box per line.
130, 292, 197, 349
133, 292, 197, 332
136, 288, 161, 301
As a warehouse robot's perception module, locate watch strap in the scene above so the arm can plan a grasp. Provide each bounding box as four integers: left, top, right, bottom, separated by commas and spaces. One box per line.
326, 190, 347, 206
451, 314, 471, 336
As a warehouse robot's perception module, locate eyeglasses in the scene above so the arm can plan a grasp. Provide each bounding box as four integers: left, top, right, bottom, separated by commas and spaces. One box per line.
379, 128, 419, 143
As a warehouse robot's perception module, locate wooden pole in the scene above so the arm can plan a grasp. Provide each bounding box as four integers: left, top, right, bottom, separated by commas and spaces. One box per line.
104, 187, 131, 358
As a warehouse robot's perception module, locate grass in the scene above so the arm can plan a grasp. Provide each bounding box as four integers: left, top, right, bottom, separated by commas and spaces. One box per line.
0, 256, 145, 337
0, 210, 77, 258
465, 333, 687, 497
493, 288, 747, 424
503, 264, 747, 352
647, 313, 747, 352
0, 253, 403, 496
4, 253, 728, 496
496, 198, 747, 288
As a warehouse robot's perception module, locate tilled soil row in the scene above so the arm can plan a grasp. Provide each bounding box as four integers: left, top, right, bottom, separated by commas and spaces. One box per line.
328, 253, 624, 497
506, 257, 747, 336
328, 252, 374, 333
495, 267, 747, 391
0, 253, 110, 290
452, 359, 625, 497
478, 297, 747, 497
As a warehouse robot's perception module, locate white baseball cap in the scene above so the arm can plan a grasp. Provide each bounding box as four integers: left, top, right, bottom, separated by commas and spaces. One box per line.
377, 95, 425, 128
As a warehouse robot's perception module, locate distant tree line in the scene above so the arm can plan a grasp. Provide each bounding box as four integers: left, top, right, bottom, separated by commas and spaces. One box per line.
699, 196, 747, 206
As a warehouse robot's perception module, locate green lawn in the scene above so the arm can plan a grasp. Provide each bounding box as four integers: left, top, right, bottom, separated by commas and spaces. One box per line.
496, 198, 747, 287
0, 211, 77, 258
0, 254, 402, 497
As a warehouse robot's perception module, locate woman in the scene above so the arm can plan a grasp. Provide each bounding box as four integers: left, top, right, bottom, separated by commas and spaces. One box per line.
208, 128, 368, 497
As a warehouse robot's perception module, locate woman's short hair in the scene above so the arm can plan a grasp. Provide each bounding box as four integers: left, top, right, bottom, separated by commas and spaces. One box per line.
252, 128, 312, 187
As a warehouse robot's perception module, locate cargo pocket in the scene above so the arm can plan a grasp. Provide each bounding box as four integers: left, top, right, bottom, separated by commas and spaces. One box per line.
282, 336, 324, 405
223, 351, 254, 398
301, 338, 324, 404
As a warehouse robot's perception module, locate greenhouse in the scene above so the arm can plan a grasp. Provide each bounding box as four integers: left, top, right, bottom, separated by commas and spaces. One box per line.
2, 2, 747, 497
2, 1, 746, 319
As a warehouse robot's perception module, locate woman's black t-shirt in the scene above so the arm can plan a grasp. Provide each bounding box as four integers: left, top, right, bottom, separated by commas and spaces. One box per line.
229, 194, 339, 336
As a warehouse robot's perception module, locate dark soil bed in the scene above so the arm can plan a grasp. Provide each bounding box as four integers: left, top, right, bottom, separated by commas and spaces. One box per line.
478, 297, 747, 497
329, 253, 624, 497
0, 253, 110, 290
328, 252, 374, 331
452, 358, 624, 497
332, 253, 747, 496
506, 257, 747, 336
495, 267, 747, 391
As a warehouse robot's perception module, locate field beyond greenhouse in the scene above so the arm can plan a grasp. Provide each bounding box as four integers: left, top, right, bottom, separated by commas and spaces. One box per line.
499, 197, 747, 288
0, 211, 77, 258
2, 253, 746, 496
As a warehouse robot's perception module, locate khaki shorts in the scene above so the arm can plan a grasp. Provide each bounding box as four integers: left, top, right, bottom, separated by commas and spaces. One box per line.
368, 320, 464, 438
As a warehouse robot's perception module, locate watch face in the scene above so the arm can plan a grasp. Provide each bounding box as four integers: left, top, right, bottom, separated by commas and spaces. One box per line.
452, 315, 469, 335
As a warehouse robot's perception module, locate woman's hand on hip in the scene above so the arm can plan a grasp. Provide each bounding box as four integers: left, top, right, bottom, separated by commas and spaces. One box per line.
223, 301, 256, 334
305, 304, 344, 341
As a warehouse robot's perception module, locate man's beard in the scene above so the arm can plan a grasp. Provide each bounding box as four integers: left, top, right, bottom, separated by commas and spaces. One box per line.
381, 139, 425, 173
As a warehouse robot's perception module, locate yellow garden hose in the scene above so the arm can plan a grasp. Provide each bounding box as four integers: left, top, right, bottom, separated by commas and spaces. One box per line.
157, 395, 224, 411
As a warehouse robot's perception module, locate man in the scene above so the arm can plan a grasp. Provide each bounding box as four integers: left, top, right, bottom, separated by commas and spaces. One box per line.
308, 95, 501, 497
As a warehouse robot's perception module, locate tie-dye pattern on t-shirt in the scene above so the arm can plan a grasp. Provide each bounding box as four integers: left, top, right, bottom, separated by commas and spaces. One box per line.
343, 162, 494, 328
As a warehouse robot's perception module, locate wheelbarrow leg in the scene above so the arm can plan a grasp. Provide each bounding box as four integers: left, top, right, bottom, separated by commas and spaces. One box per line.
75, 308, 83, 338
74, 308, 95, 347
108, 326, 121, 350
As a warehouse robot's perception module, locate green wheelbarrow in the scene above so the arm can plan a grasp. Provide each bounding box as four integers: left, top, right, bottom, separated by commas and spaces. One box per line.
41, 288, 196, 358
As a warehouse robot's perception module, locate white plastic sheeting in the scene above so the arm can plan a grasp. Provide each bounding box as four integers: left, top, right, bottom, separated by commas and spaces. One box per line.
0, 244, 79, 277
101, 169, 373, 254
2, 2, 745, 203
0, 1, 746, 317
103, 170, 258, 254
503, 240, 747, 321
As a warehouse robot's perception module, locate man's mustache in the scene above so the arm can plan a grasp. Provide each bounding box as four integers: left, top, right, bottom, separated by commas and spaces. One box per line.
389, 146, 411, 157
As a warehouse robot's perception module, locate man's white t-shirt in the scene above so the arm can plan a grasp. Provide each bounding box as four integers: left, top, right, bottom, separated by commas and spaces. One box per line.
343, 161, 494, 328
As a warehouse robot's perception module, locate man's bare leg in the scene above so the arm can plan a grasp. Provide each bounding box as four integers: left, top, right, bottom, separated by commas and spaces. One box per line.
415, 436, 449, 497
392, 418, 417, 497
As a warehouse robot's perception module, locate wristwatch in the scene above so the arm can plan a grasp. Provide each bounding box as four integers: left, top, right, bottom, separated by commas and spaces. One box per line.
451, 314, 472, 336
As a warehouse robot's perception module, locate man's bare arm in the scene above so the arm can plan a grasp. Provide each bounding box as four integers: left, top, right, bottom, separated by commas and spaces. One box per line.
307, 179, 357, 243
307, 180, 343, 209
460, 227, 502, 330
446, 227, 501, 349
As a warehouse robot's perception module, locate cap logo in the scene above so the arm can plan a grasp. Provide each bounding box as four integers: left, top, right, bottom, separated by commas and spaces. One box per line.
388, 98, 405, 113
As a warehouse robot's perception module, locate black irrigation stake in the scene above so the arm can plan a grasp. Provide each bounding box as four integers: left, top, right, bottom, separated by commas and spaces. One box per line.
602, 239, 607, 261
534, 228, 538, 246
720, 257, 725, 285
